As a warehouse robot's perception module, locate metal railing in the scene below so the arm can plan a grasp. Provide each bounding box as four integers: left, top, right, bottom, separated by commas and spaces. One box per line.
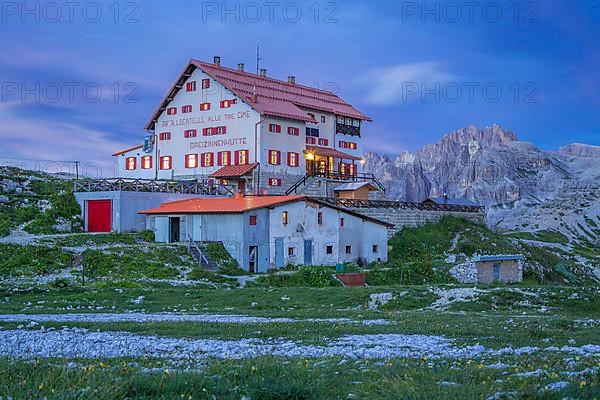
312, 197, 485, 213
285, 171, 386, 195
74, 178, 233, 196
187, 235, 212, 268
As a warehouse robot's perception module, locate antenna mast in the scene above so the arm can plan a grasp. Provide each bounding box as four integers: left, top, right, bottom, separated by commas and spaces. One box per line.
256, 46, 261, 74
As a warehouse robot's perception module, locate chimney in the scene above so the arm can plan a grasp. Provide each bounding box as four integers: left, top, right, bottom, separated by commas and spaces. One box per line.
259, 68, 267, 77
287, 75, 296, 84
237, 63, 245, 72
213, 56, 221, 66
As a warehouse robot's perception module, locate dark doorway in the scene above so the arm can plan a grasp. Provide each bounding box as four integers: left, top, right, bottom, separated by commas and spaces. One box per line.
248, 246, 258, 273
169, 217, 180, 243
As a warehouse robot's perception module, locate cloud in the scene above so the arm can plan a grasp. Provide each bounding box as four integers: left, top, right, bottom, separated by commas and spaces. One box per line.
0, 102, 129, 177
358, 62, 458, 105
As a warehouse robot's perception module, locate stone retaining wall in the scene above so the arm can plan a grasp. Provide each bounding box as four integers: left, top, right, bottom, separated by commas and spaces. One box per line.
345, 207, 485, 237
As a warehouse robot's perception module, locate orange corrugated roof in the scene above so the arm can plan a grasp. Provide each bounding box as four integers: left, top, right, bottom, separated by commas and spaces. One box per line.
209, 163, 257, 179
112, 144, 143, 156
139, 194, 306, 214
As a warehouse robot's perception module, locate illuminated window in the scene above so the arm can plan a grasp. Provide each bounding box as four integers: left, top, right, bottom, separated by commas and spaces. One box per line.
220, 99, 237, 108
235, 150, 249, 165
282, 211, 288, 225
185, 154, 198, 169
199, 102, 211, 111
184, 129, 197, 138
218, 151, 231, 166
349, 163, 356, 176
186, 81, 196, 91
269, 150, 281, 165
201, 153, 214, 167
287, 127, 299, 136
249, 215, 257, 225
202, 79, 210, 89
287, 152, 299, 167
269, 124, 282, 133
306, 137, 317, 145
182, 105, 193, 113
160, 156, 172, 170
159, 132, 171, 141
141, 156, 152, 169
349, 142, 357, 150
167, 107, 177, 115
125, 157, 136, 170
269, 178, 281, 186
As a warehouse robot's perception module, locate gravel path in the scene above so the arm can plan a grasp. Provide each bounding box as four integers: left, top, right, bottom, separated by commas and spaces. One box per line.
1, 328, 599, 361
0, 313, 391, 326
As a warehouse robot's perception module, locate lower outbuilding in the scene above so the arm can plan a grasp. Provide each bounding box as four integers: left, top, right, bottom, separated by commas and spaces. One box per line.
139, 194, 391, 273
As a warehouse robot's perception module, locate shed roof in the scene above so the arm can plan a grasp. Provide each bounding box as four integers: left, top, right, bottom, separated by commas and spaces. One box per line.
334, 182, 377, 192
139, 194, 305, 214
145, 59, 371, 131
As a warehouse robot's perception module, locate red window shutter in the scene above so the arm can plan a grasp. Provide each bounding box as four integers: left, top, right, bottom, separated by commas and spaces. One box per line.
287, 153, 291, 166
234, 150, 240, 165
276, 151, 281, 165
217, 152, 222, 166
222, 126, 227, 134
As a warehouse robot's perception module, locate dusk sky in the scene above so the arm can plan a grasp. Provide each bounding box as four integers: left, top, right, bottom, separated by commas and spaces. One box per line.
1, 0, 599, 175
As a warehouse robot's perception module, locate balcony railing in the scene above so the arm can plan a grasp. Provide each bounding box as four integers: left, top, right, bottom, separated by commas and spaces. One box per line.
74, 178, 233, 196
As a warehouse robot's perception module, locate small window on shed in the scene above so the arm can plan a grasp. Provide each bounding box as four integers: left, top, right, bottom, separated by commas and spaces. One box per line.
345, 245, 352, 254
340, 218, 344, 227
317, 212, 323, 225
282, 211, 288, 225
288, 247, 295, 256
249, 215, 257, 225
373, 245, 379, 253
326, 245, 333, 255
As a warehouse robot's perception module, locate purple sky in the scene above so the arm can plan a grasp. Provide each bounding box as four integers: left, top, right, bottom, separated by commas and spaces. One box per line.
0, 0, 599, 176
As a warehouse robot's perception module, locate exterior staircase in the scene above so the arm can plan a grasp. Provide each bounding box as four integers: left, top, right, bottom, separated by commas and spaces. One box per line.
285, 173, 387, 198
187, 237, 219, 271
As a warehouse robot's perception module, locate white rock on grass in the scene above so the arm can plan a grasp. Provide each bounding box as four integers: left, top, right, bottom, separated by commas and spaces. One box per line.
368, 293, 395, 310
0, 313, 391, 326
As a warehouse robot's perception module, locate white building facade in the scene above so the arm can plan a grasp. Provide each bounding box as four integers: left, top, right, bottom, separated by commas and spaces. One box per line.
114, 57, 371, 194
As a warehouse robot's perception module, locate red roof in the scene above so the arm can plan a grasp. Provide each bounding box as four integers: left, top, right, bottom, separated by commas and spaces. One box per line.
209, 163, 257, 179
139, 194, 306, 214
112, 145, 143, 157
305, 145, 361, 161
145, 59, 372, 130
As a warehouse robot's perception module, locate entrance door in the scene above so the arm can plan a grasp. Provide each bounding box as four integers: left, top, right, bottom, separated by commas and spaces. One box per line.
274, 238, 284, 268
248, 246, 258, 273
87, 200, 111, 232
169, 217, 180, 243
492, 263, 501, 281
303, 240, 313, 265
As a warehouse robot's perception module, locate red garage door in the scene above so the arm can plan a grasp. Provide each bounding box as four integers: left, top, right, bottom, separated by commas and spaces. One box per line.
87, 200, 112, 232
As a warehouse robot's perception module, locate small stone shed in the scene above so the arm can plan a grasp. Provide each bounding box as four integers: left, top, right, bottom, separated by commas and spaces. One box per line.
473, 254, 524, 284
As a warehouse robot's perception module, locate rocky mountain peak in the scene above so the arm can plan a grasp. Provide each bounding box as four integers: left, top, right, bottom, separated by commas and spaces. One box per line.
559, 143, 600, 158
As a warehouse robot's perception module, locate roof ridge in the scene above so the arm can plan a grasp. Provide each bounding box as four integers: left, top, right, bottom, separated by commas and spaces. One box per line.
192, 59, 339, 96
